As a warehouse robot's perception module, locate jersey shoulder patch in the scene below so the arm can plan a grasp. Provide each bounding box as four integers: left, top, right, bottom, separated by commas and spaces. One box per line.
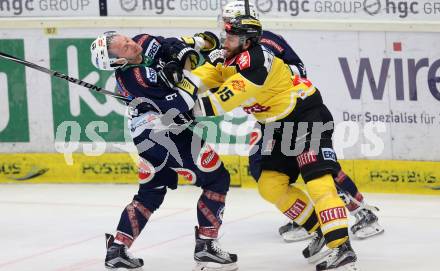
235, 46, 266, 70
236, 46, 272, 86
236, 51, 251, 70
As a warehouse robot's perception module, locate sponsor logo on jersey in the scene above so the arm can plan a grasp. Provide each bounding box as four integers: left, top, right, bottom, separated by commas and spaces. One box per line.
284, 199, 307, 220
145, 39, 161, 60
243, 103, 271, 114
260, 38, 284, 53
237, 51, 251, 70
138, 159, 155, 184
136, 34, 149, 47
296, 150, 317, 168
249, 129, 262, 147
133, 67, 148, 88
145, 67, 157, 83
173, 168, 196, 184
197, 145, 221, 172
293, 75, 312, 87
319, 207, 347, 224
231, 80, 246, 92
322, 148, 337, 162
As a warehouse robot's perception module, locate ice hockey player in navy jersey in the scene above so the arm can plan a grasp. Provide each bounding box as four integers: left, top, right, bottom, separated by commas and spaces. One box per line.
90, 31, 238, 271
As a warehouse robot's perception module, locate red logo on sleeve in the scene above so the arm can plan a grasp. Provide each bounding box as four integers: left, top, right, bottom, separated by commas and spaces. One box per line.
237, 51, 251, 70
197, 144, 221, 172
138, 159, 155, 184
133, 67, 148, 88
173, 168, 197, 184
293, 75, 312, 87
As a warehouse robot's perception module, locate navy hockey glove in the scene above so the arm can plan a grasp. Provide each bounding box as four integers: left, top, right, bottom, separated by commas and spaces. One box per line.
157, 60, 184, 89
162, 40, 200, 70
206, 49, 225, 66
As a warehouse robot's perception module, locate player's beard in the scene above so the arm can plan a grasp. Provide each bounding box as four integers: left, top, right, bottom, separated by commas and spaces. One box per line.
224, 45, 243, 60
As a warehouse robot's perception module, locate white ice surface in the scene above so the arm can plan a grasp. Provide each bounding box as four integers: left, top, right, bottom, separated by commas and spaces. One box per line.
0, 184, 439, 271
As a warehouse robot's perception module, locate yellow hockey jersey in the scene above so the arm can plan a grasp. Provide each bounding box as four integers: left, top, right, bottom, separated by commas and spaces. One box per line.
192, 45, 318, 123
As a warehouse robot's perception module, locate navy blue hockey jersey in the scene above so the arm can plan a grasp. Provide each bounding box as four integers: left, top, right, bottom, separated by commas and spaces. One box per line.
115, 34, 198, 115
259, 30, 307, 78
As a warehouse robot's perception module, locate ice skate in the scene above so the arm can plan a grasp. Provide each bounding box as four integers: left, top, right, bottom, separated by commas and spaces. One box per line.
279, 221, 314, 242
315, 240, 359, 271
303, 229, 331, 263
105, 234, 144, 270
193, 227, 238, 271
351, 208, 384, 239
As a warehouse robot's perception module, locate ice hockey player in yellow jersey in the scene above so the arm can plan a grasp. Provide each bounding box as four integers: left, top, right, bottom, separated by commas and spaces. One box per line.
190, 15, 360, 271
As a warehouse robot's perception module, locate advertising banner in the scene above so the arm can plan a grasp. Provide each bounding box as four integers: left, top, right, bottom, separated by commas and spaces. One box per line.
1, 153, 440, 195
0, 28, 439, 163
0, 39, 29, 142
1, 0, 439, 20
0, 153, 246, 186
49, 38, 126, 142
0, 0, 102, 17
254, 0, 440, 20
106, 0, 440, 21
293, 31, 440, 160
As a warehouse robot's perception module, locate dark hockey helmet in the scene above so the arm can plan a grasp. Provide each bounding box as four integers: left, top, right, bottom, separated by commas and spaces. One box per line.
224, 15, 262, 45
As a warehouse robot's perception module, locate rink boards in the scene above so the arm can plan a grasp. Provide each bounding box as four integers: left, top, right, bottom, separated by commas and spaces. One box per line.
1, 21, 440, 197
0, 153, 439, 195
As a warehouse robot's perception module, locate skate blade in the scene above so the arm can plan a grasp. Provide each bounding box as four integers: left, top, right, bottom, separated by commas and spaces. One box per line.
307, 249, 332, 264
193, 262, 238, 271
282, 230, 314, 243
334, 262, 361, 271
353, 222, 384, 239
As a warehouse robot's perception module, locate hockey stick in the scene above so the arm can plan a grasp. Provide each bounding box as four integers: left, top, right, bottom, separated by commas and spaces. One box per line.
0, 51, 132, 103
244, 0, 250, 16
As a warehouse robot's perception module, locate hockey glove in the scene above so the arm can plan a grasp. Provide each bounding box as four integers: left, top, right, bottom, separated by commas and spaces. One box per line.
162, 40, 200, 70
175, 46, 200, 70
206, 49, 225, 66
194, 31, 220, 52
181, 36, 206, 51
157, 60, 184, 89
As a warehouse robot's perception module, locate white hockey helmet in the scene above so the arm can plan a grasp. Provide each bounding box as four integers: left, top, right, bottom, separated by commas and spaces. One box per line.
90, 31, 127, 71
222, 0, 259, 22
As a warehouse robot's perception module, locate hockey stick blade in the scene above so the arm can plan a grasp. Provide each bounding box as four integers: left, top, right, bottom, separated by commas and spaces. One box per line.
0, 51, 132, 103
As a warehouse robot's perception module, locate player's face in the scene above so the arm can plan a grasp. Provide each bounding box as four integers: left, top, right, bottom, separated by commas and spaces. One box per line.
223, 33, 242, 59
109, 35, 142, 60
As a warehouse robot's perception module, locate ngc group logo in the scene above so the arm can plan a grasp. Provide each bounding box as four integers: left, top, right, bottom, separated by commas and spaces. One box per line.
120, 0, 138, 12
255, 0, 273, 13
363, 0, 381, 15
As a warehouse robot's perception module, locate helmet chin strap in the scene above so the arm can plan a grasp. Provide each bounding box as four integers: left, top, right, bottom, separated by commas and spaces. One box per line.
112, 58, 128, 69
